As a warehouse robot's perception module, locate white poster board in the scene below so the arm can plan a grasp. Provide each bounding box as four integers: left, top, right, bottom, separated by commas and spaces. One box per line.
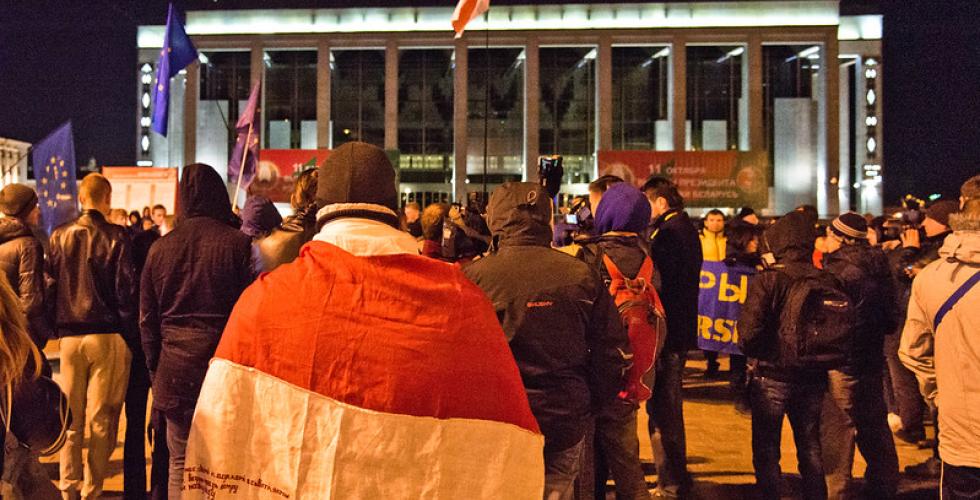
102, 167, 179, 214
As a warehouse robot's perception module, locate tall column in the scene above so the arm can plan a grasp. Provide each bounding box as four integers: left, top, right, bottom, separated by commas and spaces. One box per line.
453, 40, 468, 203
671, 37, 687, 152
183, 61, 199, 164
824, 35, 840, 216
317, 40, 331, 148
747, 35, 762, 152
385, 40, 399, 151
524, 37, 540, 181
597, 35, 613, 166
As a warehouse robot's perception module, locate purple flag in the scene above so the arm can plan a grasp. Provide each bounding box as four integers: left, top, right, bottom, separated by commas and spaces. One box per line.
228, 80, 261, 188
151, 3, 198, 137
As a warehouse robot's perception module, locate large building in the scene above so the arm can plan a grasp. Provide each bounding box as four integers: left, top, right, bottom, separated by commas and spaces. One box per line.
136, 1, 883, 216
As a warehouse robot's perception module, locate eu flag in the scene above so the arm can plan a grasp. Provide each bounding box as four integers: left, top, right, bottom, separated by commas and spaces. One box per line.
228, 80, 261, 190
32, 121, 78, 236
151, 3, 198, 137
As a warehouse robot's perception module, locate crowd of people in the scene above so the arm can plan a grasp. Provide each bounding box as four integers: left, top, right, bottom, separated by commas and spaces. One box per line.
0, 140, 976, 499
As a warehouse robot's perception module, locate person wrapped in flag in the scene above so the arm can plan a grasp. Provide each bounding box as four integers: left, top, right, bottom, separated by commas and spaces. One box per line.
183, 142, 544, 499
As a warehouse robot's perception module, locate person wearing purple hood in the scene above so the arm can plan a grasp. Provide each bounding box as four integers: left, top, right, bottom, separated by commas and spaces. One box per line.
239, 194, 283, 275
571, 182, 661, 500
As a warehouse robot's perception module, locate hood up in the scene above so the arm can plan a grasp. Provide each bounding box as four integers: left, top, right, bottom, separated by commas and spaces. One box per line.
178, 163, 234, 225
940, 212, 980, 265
487, 182, 553, 248
593, 183, 651, 235
0, 217, 32, 244
762, 210, 817, 264
240, 195, 282, 238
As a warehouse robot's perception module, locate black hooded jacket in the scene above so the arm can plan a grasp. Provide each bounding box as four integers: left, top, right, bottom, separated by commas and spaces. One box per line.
738, 211, 828, 382
646, 208, 702, 352
462, 182, 630, 453
822, 242, 898, 372
0, 217, 48, 346
140, 164, 253, 413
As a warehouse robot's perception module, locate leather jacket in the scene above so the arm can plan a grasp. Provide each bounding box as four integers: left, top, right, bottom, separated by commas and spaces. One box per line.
0, 217, 49, 346
47, 209, 138, 344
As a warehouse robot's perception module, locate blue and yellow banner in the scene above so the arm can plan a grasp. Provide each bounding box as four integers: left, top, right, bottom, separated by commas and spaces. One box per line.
697, 261, 756, 355
32, 121, 78, 235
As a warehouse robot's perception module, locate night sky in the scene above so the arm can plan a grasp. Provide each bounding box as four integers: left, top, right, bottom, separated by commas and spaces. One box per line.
1, 1, 977, 208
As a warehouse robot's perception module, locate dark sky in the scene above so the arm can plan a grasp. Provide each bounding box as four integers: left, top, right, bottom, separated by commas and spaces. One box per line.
1, 1, 977, 207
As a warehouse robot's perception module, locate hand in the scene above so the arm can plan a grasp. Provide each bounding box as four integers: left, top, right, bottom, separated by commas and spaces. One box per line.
881, 240, 901, 251
905, 266, 921, 279
901, 228, 921, 249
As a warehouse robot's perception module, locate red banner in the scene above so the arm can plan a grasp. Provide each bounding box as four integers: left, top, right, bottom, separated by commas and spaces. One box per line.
252, 149, 331, 203
597, 150, 768, 208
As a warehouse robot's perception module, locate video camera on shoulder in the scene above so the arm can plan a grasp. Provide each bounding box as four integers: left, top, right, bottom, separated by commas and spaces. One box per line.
537, 155, 564, 199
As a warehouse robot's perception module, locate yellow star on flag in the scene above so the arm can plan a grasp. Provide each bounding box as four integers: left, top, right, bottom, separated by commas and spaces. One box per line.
41, 178, 47, 185
60, 181, 67, 190
50, 157, 56, 164
59, 160, 64, 167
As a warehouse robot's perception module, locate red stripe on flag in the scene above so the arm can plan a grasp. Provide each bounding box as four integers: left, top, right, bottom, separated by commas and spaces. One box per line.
215, 241, 540, 434
452, 0, 490, 37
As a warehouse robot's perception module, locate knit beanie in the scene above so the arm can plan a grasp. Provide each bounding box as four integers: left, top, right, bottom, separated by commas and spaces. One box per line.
315, 142, 399, 227
830, 211, 868, 240
925, 200, 959, 228
0, 184, 38, 219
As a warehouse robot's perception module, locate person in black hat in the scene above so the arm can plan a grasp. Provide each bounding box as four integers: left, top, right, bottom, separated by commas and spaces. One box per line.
0, 183, 48, 348
820, 212, 900, 498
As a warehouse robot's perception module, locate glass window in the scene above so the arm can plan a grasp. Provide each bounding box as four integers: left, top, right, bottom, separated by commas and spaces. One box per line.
612, 46, 671, 151
397, 49, 454, 172
539, 47, 596, 183
763, 44, 823, 212
686, 45, 747, 151
197, 51, 251, 180
330, 49, 385, 149
467, 48, 524, 183
264, 50, 317, 149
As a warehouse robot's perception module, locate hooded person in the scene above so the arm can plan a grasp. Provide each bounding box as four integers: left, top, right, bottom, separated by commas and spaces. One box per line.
571, 182, 658, 500
139, 163, 254, 496
462, 182, 631, 500
239, 194, 283, 275
181, 142, 543, 499
0, 184, 48, 348
737, 210, 829, 500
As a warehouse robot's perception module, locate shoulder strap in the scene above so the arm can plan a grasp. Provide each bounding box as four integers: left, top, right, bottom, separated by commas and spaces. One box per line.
933, 270, 980, 330
602, 253, 625, 283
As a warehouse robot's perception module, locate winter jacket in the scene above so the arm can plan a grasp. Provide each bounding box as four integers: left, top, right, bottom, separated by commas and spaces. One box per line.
463, 182, 630, 453
738, 211, 828, 382
256, 205, 317, 273
47, 209, 138, 345
647, 209, 703, 352
899, 212, 980, 468
888, 229, 951, 325
0, 217, 48, 346
700, 229, 727, 262
140, 164, 253, 414
822, 242, 899, 373
182, 210, 544, 498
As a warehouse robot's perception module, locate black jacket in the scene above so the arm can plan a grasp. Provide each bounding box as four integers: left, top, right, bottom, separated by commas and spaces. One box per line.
140, 164, 253, 413
462, 182, 630, 453
646, 209, 702, 352
889, 230, 951, 324
577, 233, 649, 283
738, 211, 827, 382
255, 204, 316, 273
822, 242, 899, 372
47, 210, 138, 344
0, 218, 49, 346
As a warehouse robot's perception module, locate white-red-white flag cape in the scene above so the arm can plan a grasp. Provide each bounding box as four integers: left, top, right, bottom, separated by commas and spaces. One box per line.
182, 242, 544, 499
452, 0, 490, 38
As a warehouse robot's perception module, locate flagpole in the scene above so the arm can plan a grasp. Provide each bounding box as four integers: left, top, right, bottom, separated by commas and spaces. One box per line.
232, 121, 253, 211
482, 11, 489, 209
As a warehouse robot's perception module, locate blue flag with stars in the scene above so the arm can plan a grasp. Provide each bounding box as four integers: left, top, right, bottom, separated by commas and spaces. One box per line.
32, 121, 78, 236
151, 3, 198, 136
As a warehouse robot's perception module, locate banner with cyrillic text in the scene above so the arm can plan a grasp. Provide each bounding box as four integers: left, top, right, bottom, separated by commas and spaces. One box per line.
697, 261, 755, 354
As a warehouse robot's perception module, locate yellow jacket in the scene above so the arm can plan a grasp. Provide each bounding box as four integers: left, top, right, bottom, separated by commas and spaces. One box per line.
700, 230, 727, 262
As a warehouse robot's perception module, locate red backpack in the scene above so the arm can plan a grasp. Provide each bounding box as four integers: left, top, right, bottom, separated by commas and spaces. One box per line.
602, 254, 666, 403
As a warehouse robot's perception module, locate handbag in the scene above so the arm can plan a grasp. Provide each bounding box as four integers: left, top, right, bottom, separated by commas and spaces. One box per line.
3, 374, 71, 456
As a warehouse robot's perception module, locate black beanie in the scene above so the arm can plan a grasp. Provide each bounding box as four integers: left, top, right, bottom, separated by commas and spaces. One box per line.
316, 142, 399, 226
830, 211, 868, 240
0, 184, 38, 219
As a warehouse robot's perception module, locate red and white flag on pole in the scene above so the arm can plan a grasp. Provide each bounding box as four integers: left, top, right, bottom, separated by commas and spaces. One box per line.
452, 0, 490, 38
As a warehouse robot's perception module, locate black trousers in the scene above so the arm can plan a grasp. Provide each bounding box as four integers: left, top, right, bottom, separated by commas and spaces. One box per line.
123, 358, 169, 500
943, 463, 980, 500
645, 351, 690, 496
882, 331, 925, 435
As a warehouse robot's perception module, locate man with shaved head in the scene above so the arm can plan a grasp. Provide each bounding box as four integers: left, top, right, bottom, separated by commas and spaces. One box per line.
48, 173, 139, 499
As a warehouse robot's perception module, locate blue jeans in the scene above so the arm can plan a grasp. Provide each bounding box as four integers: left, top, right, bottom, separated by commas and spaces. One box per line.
165, 408, 194, 500
594, 399, 650, 499
545, 438, 585, 500
943, 463, 980, 500
750, 376, 827, 500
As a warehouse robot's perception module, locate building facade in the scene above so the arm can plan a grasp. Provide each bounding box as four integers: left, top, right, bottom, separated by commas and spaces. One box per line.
137, 1, 884, 216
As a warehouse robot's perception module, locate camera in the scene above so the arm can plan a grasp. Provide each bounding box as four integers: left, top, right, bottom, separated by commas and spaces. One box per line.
537, 155, 564, 199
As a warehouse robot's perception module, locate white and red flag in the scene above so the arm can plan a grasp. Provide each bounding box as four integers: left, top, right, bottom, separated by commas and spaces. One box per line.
182, 241, 544, 498
452, 0, 490, 38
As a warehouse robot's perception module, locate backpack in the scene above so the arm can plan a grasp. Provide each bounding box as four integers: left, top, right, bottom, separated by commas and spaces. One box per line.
602, 254, 666, 403
777, 269, 856, 370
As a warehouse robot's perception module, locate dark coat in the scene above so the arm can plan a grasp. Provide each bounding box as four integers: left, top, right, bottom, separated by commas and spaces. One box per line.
888, 230, 951, 325
47, 209, 138, 345
140, 164, 253, 414
462, 182, 630, 453
255, 205, 316, 273
822, 242, 898, 372
646, 209, 702, 352
0, 218, 49, 346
